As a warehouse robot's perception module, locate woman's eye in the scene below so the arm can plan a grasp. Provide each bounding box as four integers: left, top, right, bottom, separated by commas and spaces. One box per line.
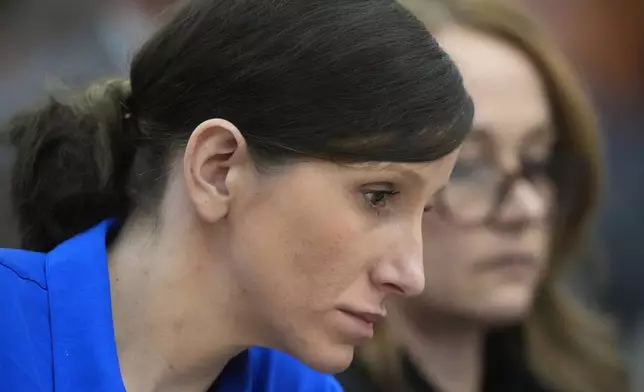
363, 190, 398, 209
522, 158, 549, 180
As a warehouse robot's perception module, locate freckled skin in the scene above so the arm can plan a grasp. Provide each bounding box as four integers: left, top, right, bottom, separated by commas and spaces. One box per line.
108, 116, 461, 389
224, 157, 458, 372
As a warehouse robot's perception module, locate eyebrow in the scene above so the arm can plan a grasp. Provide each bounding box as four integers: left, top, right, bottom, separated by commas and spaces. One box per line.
469, 122, 554, 144
357, 162, 425, 184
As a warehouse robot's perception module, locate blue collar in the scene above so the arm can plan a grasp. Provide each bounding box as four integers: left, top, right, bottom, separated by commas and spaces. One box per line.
45, 220, 254, 392
46, 220, 126, 391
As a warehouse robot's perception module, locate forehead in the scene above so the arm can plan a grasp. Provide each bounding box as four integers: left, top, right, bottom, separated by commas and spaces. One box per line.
352, 152, 460, 188
355, 158, 455, 176
437, 25, 550, 135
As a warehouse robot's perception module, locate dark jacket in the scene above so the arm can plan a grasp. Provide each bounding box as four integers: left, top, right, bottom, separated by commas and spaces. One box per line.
337, 328, 552, 392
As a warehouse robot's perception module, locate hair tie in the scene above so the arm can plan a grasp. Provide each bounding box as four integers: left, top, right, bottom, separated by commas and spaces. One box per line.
119, 101, 142, 143
121, 101, 134, 120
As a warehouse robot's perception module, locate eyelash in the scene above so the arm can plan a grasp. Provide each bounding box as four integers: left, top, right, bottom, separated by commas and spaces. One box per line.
363, 190, 399, 212
363, 189, 435, 216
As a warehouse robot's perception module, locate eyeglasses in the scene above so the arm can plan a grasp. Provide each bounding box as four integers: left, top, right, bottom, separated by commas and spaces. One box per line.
435, 156, 553, 224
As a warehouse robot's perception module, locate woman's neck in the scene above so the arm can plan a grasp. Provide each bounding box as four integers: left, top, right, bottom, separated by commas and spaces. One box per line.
389, 303, 485, 392
107, 218, 251, 392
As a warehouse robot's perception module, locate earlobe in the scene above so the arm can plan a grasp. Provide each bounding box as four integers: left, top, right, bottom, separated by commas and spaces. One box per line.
183, 119, 248, 223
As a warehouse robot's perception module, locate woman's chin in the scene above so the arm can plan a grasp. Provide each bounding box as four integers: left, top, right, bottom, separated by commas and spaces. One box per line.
468, 284, 536, 325
291, 342, 356, 374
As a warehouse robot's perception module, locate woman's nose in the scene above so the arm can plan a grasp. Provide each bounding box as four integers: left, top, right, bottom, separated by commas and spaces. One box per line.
370, 227, 425, 297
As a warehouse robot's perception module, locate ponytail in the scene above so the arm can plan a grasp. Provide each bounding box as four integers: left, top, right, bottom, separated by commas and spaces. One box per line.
7, 79, 138, 252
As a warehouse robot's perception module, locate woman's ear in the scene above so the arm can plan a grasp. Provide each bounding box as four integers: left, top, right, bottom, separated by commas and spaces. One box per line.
183, 118, 250, 223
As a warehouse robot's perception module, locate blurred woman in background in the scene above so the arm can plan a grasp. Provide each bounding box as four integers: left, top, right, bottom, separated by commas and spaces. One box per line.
338, 1, 626, 391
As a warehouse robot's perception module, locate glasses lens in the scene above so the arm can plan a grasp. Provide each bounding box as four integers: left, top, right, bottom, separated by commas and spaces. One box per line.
442, 171, 501, 222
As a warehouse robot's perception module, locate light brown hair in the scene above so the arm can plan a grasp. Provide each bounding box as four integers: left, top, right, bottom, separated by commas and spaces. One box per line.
357, 1, 626, 391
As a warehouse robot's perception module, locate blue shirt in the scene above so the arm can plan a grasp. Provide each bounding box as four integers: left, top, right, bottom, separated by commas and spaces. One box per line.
0, 221, 342, 392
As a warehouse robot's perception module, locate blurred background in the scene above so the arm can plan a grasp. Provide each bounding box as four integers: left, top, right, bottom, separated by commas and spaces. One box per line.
1, 0, 643, 389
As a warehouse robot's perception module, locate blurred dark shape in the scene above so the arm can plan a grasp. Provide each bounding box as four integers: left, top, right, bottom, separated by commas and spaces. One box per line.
131, 0, 178, 14
0, 0, 19, 13
0, 145, 16, 246
0, 0, 158, 124
527, 0, 644, 337
520, 1, 644, 389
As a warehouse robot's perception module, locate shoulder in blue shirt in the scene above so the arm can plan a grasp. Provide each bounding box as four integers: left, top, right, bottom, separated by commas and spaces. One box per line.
0, 221, 342, 392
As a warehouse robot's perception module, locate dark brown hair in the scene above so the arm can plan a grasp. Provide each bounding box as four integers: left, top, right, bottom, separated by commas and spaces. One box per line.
358, 1, 626, 392
4, 0, 473, 252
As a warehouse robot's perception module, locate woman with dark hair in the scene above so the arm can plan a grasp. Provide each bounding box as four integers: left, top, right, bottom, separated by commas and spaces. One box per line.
0, 0, 472, 391
338, 1, 625, 392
